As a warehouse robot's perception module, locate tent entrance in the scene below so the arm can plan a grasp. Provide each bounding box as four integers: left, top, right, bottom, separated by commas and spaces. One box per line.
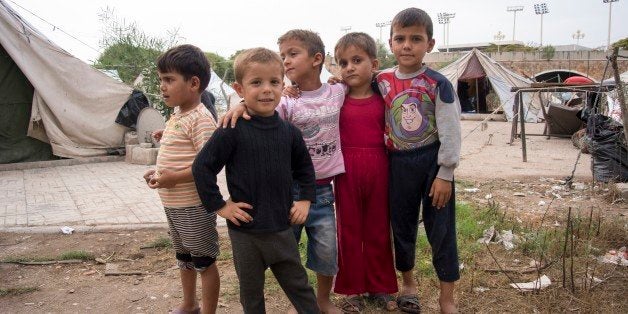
457, 77, 500, 114
0, 44, 54, 163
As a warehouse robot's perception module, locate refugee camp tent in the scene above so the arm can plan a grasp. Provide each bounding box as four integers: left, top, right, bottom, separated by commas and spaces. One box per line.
0, 0, 132, 163
438, 48, 540, 122
207, 69, 236, 109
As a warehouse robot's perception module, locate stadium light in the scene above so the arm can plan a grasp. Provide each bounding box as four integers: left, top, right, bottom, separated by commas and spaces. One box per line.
603, 0, 619, 50
534, 3, 549, 47
437, 12, 456, 52
494, 31, 505, 53
375, 21, 391, 43
572, 30, 585, 50
506, 6, 524, 41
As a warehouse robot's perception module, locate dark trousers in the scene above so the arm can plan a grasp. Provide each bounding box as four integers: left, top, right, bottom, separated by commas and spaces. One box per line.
389, 142, 460, 282
229, 228, 320, 314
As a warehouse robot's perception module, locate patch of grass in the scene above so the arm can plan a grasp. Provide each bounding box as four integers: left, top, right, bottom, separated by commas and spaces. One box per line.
58, 250, 94, 261
146, 236, 172, 249
297, 233, 317, 286
2, 250, 94, 263
0, 287, 39, 297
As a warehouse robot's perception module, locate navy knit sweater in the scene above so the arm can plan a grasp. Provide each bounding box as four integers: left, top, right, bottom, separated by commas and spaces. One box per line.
192, 112, 316, 233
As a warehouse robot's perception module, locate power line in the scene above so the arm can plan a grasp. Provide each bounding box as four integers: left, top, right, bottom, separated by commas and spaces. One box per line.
7, 0, 101, 54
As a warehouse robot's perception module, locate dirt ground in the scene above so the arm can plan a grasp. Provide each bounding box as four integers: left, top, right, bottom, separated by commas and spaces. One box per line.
1, 120, 626, 313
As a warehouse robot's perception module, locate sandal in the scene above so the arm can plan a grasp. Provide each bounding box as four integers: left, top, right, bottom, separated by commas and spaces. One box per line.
340, 295, 365, 313
368, 294, 398, 311
397, 294, 421, 313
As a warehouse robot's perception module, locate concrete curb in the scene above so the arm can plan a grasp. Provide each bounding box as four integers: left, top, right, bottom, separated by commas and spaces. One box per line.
0, 223, 169, 234
0, 156, 125, 171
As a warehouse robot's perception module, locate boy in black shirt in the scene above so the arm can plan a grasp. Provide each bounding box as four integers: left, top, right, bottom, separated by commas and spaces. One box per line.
192, 47, 319, 314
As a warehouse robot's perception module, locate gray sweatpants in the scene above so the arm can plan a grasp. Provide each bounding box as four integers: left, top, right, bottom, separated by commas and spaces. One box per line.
228, 227, 319, 314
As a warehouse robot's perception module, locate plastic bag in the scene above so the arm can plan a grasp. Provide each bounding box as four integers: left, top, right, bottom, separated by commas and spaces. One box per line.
115, 90, 150, 129
586, 113, 628, 182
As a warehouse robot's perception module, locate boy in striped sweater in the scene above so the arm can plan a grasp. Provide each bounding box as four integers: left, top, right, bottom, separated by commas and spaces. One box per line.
143, 44, 219, 314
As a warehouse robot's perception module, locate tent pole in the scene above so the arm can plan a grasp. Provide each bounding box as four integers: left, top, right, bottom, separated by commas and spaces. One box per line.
510, 92, 518, 145
475, 79, 479, 112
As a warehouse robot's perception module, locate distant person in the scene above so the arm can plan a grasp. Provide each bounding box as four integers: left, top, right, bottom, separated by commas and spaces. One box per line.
192, 47, 319, 313
221, 29, 346, 314
376, 8, 461, 313
457, 81, 474, 112
142, 44, 219, 314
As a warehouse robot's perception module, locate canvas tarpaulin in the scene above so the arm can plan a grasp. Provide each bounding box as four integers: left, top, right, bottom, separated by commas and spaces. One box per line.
0, 0, 133, 160
438, 49, 540, 122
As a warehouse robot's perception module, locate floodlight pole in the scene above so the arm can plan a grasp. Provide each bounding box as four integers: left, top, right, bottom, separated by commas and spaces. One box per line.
506, 6, 524, 41
375, 21, 391, 43
534, 3, 549, 47
604, 0, 619, 50
437, 13, 455, 52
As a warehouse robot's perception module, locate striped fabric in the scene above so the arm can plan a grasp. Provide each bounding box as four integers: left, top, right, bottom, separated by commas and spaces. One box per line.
165, 204, 219, 258
157, 103, 216, 207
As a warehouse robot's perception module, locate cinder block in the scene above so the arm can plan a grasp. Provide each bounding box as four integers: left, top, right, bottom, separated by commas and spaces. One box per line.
131, 147, 159, 165
125, 131, 139, 145
125, 144, 139, 163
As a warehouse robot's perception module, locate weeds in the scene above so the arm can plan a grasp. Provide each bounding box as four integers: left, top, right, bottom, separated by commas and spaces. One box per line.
144, 236, 172, 249
0, 287, 39, 297
2, 250, 93, 263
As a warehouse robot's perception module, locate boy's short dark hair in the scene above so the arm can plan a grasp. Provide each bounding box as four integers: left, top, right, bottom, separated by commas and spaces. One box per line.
390, 7, 433, 40
334, 32, 377, 61
277, 29, 325, 72
233, 47, 284, 84
157, 44, 211, 91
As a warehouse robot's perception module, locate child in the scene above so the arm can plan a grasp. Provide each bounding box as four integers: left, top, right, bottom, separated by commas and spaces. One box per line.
192, 47, 319, 313
378, 8, 461, 313
143, 44, 219, 314
221, 29, 346, 314
332, 32, 398, 312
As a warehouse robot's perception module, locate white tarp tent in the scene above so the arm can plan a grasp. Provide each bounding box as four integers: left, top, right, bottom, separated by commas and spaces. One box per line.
0, 0, 132, 158
207, 69, 236, 109
438, 48, 540, 122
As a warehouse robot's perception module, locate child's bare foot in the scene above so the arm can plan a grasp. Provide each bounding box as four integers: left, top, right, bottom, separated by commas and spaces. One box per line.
317, 297, 342, 314
439, 296, 458, 314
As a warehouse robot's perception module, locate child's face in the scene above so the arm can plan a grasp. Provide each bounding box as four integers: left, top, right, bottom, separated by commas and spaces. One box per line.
232, 62, 284, 117
279, 39, 322, 85
389, 24, 435, 73
158, 70, 199, 108
336, 45, 378, 89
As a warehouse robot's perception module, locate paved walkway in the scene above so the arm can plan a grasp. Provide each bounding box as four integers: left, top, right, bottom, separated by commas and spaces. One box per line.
0, 161, 228, 232
0, 121, 593, 232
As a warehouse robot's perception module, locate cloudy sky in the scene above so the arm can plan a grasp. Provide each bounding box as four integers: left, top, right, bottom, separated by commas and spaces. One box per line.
6, 0, 628, 63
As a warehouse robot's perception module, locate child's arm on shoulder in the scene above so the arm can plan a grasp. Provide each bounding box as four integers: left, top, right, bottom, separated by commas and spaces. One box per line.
219, 99, 250, 129
431, 79, 462, 209
290, 126, 316, 222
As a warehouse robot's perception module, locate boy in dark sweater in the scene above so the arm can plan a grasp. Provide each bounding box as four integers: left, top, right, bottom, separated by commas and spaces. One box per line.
192, 47, 319, 314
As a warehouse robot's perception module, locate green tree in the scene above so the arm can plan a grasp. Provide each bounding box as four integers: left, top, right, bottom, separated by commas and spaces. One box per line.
612, 37, 628, 50
205, 52, 233, 84
376, 40, 396, 69
95, 8, 178, 118
541, 45, 556, 61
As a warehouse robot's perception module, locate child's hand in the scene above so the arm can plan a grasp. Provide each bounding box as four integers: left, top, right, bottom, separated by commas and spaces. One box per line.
147, 169, 177, 189
152, 129, 164, 143
429, 177, 452, 209
289, 200, 311, 225
283, 85, 300, 98
219, 101, 250, 129
327, 76, 343, 85
217, 199, 253, 226
143, 169, 156, 185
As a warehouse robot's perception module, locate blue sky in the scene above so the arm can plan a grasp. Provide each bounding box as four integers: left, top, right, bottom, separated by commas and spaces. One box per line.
7, 0, 628, 63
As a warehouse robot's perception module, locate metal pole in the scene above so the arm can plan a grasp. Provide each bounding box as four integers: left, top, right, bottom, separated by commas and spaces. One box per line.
540, 14, 544, 47
446, 22, 450, 52
607, 1, 613, 50
512, 10, 517, 41
443, 24, 446, 52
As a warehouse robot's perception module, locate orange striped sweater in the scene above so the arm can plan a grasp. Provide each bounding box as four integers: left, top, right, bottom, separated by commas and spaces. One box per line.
156, 103, 216, 208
